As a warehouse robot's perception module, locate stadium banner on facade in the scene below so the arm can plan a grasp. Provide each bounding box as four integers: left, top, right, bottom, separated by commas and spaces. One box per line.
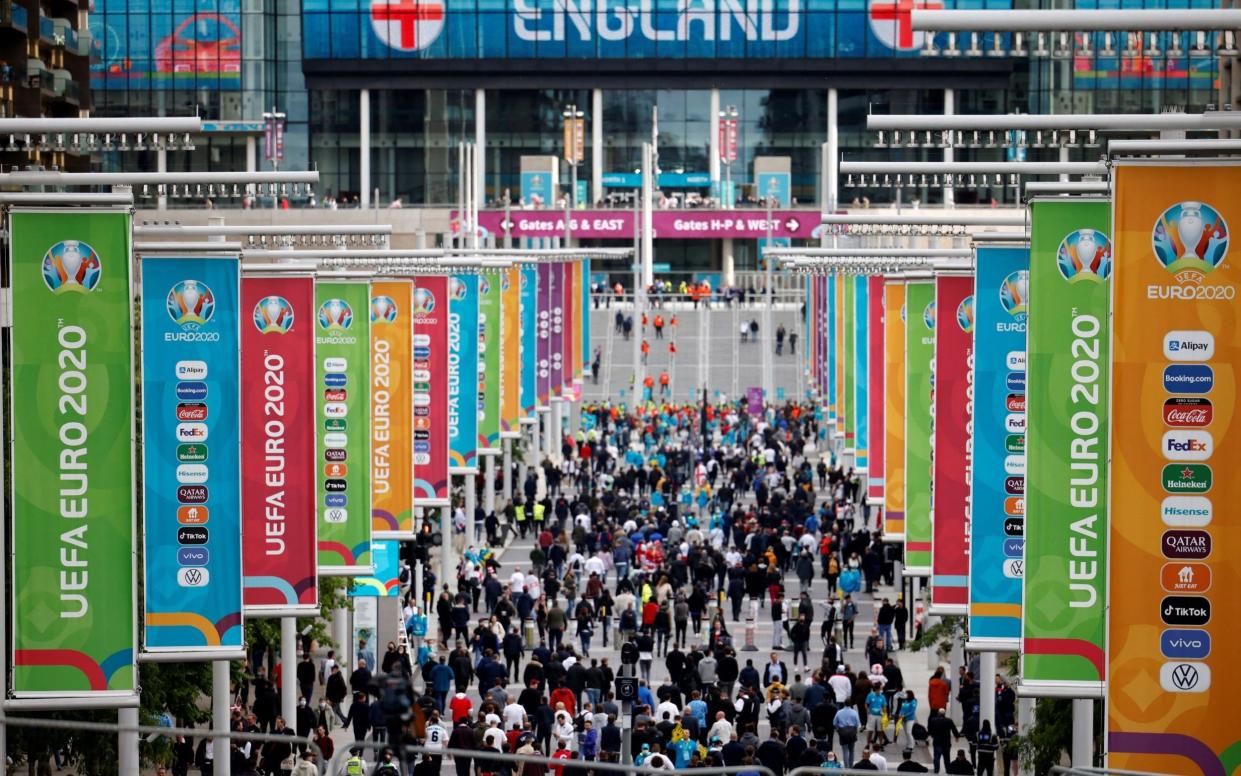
478, 271, 503, 452
966, 245, 1029, 647
1107, 163, 1240, 772
141, 255, 244, 653
536, 263, 552, 409
929, 274, 973, 615
883, 280, 907, 541
827, 274, 838, 428
315, 281, 374, 575
350, 540, 401, 598
241, 275, 319, 616
370, 280, 415, 538
549, 263, 566, 400
413, 276, 451, 505
868, 275, 885, 504
844, 275, 855, 451
500, 267, 523, 438
449, 274, 480, 473
903, 279, 935, 575
854, 275, 869, 471
9, 209, 137, 698
1021, 197, 1111, 696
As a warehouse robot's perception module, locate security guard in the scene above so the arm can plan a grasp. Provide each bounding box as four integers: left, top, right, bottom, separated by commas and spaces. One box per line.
514, 500, 527, 538
344, 749, 366, 776
532, 500, 546, 526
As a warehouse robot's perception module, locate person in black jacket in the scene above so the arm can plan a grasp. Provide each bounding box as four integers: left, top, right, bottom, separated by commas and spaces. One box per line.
946, 749, 975, 775
928, 709, 961, 774
342, 692, 372, 747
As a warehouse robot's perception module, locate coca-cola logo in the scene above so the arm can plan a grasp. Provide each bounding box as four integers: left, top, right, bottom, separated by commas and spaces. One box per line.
1006, 394, 1026, 413
1164, 398, 1212, 428
176, 402, 209, 421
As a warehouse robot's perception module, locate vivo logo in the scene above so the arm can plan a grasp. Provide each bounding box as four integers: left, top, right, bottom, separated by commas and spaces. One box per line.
1160, 629, 1211, 660
176, 360, 208, 379
1002, 538, 1024, 558
1162, 430, 1213, 462
1163, 330, 1215, 362
325, 493, 347, 508
177, 547, 210, 566
1161, 496, 1212, 527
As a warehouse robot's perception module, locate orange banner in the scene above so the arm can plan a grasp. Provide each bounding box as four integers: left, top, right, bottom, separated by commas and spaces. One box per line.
883, 281, 906, 540
370, 280, 414, 537
1108, 163, 1241, 774
501, 267, 522, 437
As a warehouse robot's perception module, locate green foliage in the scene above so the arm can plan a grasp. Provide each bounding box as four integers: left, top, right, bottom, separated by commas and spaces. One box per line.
908, 614, 966, 659
1015, 698, 1072, 774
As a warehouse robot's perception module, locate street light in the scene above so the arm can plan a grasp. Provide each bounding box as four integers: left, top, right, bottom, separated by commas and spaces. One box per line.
718, 105, 738, 208
562, 104, 585, 242
262, 107, 286, 210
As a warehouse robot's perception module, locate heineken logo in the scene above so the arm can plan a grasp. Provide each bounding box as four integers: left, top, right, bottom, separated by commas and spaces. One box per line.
1005, 435, 1025, 454
1163, 463, 1212, 494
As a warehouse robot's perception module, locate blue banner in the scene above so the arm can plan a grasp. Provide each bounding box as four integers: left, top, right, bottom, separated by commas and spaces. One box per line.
827, 274, 837, 425
519, 265, 538, 416
449, 274, 480, 472
854, 274, 869, 471
141, 256, 243, 653
351, 540, 401, 597
967, 244, 1029, 646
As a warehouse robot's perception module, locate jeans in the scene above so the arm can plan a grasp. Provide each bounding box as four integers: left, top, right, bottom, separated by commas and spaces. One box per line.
587, 688, 602, 708
879, 624, 895, 651
934, 745, 949, 773
615, 562, 629, 582
839, 738, 856, 766
580, 632, 592, 654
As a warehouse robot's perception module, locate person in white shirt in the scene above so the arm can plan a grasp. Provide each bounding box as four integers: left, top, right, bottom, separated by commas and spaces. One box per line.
829, 666, 853, 703
503, 697, 527, 729
707, 711, 733, 743
867, 748, 889, 771
656, 700, 679, 723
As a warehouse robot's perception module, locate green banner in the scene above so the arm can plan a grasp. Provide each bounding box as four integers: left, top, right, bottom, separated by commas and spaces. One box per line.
843, 275, 855, 451
10, 209, 136, 696
315, 282, 373, 575
478, 271, 502, 450
1021, 198, 1111, 692
903, 280, 934, 574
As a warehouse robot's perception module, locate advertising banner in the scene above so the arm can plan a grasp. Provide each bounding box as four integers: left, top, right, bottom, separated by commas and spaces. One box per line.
478, 272, 503, 451
351, 540, 401, 598
549, 263, 566, 400
929, 274, 973, 614
469, 209, 823, 241
501, 267, 523, 437
844, 276, 855, 451
827, 275, 837, 427
853, 275, 869, 470
967, 246, 1029, 646
904, 280, 935, 574
449, 274, 480, 473
413, 276, 451, 505
315, 282, 374, 575
868, 275, 885, 503
10, 209, 137, 697
1107, 163, 1241, 773
370, 280, 414, 538
836, 274, 845, 437
536, 263, 552, 408
1021, 197, 1111, 694
561, 261, 575, 394
520, 265, 539, 418
581, 258, 591, 377
883, 280, 907, 540
241, 276, 319, 615
141, 256, 244, 653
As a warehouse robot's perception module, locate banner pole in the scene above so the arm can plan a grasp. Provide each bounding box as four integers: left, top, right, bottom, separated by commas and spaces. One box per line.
484, 455, 496, 525
440, 505, 453, 607
280, 617, 296, 728
464, 472, 477, 548
979, 651, 997, 731
118, 707, 138, 772
1072, 698, 1093, 767
502, 440, 513, 504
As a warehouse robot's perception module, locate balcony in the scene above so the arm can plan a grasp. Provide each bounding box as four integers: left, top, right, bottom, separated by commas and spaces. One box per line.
51, 17, 79, 54
50, 68, 79, 104
0, 0, 28, 33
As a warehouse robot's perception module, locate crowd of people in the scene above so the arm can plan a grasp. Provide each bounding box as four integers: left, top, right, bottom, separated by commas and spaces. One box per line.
162, 399, 1021, 776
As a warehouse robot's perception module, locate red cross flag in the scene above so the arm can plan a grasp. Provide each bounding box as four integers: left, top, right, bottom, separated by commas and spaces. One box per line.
868, 0, 943, 51
371, 0, 446, 52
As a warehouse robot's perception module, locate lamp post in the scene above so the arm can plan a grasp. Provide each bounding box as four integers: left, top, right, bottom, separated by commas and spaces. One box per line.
262, 107, 286, 210
762, 176, 777, 401
718, 105, 738, 208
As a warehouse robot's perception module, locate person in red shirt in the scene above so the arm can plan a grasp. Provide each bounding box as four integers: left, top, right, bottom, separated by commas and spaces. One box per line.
449, 691, 473, 725
549, 685, 576, 716
550, 739, 573, 776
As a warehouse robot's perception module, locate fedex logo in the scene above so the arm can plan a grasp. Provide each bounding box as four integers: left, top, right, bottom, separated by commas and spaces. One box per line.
1163, 431, 1213, 462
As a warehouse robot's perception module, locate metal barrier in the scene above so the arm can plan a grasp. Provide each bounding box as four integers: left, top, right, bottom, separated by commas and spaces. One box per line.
0, 712, 329, 775
329, 740, 781, 776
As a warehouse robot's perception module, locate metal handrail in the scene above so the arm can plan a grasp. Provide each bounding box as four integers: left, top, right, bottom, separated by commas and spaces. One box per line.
0, 712, 329, 775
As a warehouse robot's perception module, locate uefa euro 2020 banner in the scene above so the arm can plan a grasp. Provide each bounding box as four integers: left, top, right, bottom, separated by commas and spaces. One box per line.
828, 274, 838, 429
241, 275, 320, 616
843, 276, 855, 451
867, 275, 885, 505
448, 273, 480, 473
967, 245, 1028, 648
413, 276, 451, 506
520, 265, 539, 417
903, 280, 934, 575
9, 209, 137, 697
1107, 163, 1241, 774
549, 263, 566, 400
315, 282, 374, 575
853, 274, 869, 471
141, 256, 244, 655
370, 280, 415, 538
479, 271, 503, 450
929, 274, 972, 615
536, 263, 552, 408
561, 261, 576, 395
351, 540, 402, 598
1021, 197, 1110, 696
501, 267, 523, 437
883, 280, 906, 541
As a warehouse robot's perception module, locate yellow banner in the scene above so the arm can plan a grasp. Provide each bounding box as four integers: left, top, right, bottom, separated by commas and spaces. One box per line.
883, 281, 906, 539
501, 267, 522, 436
1108, 163, 1240, 774
370, 280, 413, 536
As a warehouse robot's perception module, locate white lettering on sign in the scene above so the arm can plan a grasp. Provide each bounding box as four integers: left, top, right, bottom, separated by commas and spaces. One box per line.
263, 353, 287, 556
513, 0, 799, 43
56, 325, 90, 619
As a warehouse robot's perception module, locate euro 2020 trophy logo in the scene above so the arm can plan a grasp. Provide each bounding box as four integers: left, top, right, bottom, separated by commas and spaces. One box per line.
999, 270, 1029, 322
42, 240, 102, 294
167, 280, 215, 327
1057, 228, 1112, 283
413, 287, 436, 315
956, 295, 975, 333
254, 295, 294, 334
318, 298, 353, 332
371, 295, 398, 324
1153, 200, 1229, 283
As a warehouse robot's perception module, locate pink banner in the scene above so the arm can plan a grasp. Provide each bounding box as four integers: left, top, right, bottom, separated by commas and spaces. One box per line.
868, 275, 885, 505
413, 276, 450, 506
469, 209, 822, 240
931, 275, 974, 613
241, 276, 319, 614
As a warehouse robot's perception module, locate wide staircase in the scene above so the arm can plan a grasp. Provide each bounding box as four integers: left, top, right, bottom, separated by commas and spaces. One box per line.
580, 300, 808, 404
